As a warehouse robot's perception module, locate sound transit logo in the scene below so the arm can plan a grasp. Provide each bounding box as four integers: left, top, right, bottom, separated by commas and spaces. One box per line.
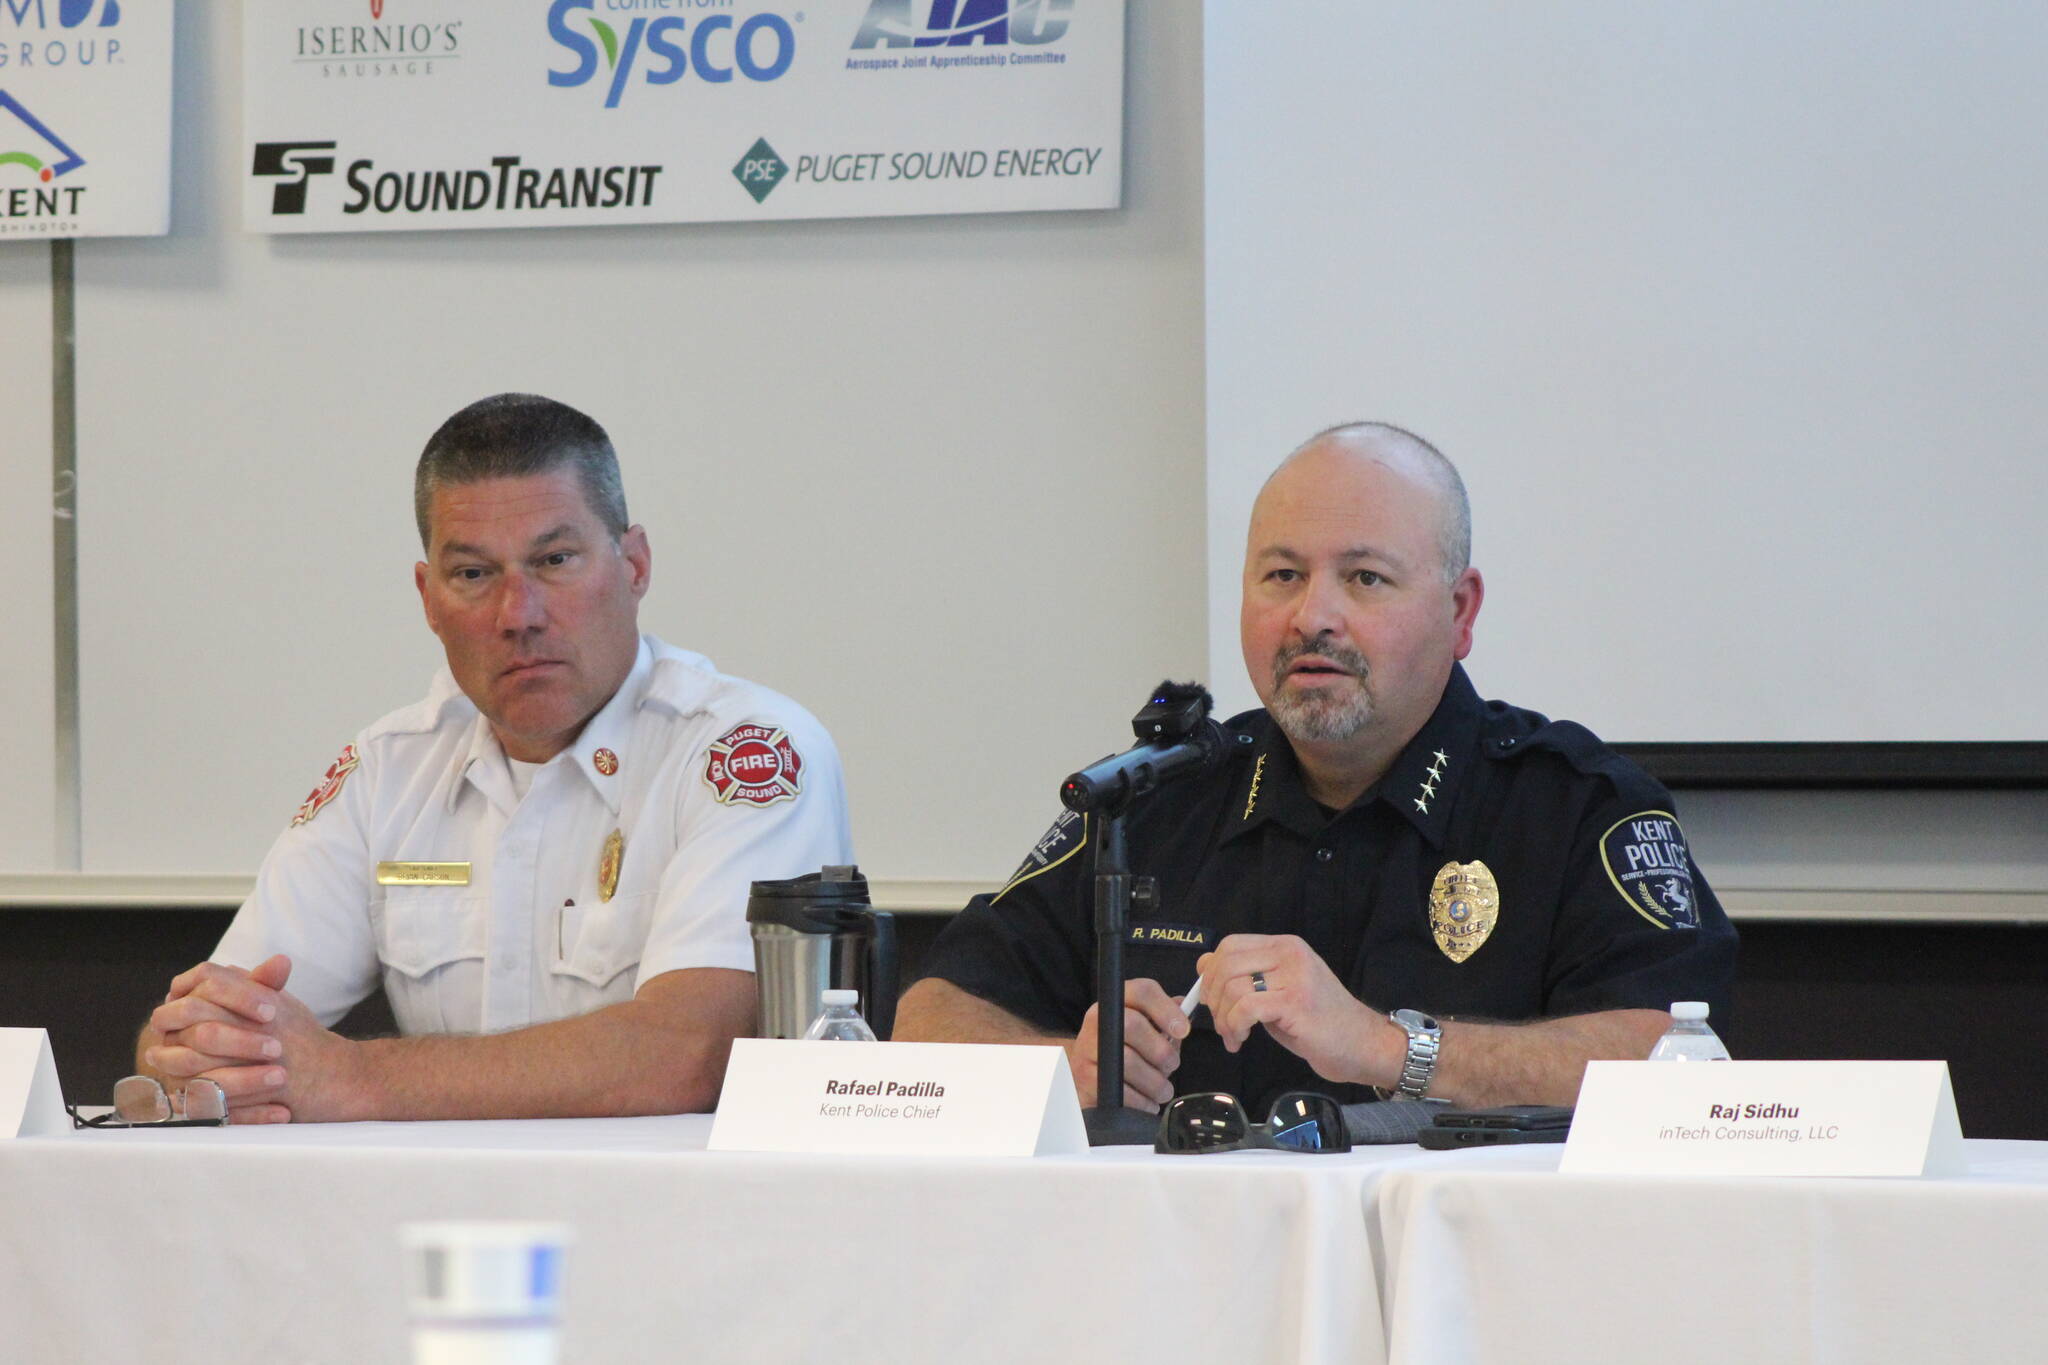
251, 137, 666, 221
251, 140, 336, 215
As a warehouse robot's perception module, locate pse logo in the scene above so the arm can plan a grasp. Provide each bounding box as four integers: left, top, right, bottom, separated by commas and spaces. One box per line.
547, 0, 797, 109
851, 0, 1071, 48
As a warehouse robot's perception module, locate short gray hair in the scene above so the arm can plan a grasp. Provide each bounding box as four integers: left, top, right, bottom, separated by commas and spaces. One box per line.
1288, 421, 1471, 581
413, 393, 628, 550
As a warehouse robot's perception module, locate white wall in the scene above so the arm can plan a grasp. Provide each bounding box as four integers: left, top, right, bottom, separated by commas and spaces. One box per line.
1203, 0, 2048, 745
1, 3, 1207, 896
1202, 1, 2048, 920
0, 246, 57, 869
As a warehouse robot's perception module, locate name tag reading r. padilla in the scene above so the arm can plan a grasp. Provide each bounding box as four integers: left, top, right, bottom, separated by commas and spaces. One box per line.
375, 861, 471, 886
709, 1039, 1086, 1157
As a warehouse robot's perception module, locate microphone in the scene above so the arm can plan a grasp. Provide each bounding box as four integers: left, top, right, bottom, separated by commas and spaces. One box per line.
1060, 681, 1230, 814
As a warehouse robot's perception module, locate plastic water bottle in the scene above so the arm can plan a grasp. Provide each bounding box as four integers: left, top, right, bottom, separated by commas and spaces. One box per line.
1648, 1001, 1731, 1061
803, 988, 878, 1041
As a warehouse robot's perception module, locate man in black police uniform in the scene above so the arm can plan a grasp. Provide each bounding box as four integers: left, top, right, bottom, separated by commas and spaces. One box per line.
894, 422, 1736, 1114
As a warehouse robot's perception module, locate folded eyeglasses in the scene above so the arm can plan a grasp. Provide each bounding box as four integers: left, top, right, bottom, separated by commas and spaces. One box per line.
68, 1075, 229, 1129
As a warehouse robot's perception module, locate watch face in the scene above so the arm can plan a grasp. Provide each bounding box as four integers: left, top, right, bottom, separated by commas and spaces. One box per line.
1394, 1009, 1439, 1034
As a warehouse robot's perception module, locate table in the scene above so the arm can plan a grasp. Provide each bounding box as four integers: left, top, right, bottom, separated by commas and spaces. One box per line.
6, 1122, 2046, 1365
1375, 1141, 2048, 1365
0, 1115, 1411, 1365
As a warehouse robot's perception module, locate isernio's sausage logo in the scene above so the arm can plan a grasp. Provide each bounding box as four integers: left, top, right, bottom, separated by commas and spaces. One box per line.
703, 722, 804, 808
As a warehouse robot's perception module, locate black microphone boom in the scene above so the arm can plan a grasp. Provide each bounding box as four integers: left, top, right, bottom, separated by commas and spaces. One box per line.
1060, 681, 1229, 814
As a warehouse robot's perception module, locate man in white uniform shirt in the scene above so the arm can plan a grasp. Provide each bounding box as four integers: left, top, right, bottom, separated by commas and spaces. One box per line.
137, 393, 852, 1123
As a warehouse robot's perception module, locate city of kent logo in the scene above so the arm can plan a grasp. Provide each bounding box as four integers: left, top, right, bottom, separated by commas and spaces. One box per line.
733, 138, 786, 203
0, 90, 85, 182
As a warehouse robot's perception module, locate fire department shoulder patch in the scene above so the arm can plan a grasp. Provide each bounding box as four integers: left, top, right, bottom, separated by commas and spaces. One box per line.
703, 722, 804, 808
291, 744, 359, 828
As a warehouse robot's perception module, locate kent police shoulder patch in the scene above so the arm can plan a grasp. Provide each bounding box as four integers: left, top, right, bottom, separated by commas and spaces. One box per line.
992, 809, 1088, 905
1600, 811, 1700, 930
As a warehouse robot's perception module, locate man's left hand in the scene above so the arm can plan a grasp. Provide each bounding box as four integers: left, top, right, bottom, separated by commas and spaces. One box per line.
1197, 933, 1402, 1088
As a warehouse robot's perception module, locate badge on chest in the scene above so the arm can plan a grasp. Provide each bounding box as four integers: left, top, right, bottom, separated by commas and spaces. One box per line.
1429, 860, 1498, 962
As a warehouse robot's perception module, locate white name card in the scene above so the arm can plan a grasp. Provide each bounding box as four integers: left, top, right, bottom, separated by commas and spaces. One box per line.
708, 1039, 1087, 1158
1561, 1060, 1965, 1178
0, 1028, 69, 1139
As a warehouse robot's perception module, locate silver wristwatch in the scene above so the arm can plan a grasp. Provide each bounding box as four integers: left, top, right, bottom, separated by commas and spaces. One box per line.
1387, 1008, 1442, 1099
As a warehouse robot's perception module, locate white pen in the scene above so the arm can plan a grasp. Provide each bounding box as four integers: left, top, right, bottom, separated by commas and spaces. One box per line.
1181, 976, 1203, 1017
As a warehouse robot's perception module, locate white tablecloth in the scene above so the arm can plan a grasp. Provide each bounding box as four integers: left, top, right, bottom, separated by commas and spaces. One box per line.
0, 1116, 1408, 1365
1375, 1140, 2048, 1365
7, 1121, 2046, 1365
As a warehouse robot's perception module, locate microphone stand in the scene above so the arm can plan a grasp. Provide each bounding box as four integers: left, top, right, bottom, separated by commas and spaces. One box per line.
1067, 680, 1218, 1147
1080, 799, 1160, 1147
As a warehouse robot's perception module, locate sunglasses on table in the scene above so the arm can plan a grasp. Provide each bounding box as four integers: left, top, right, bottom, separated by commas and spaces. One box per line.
67, 1075, 229, 1129
1155, 1091, 1352, 1155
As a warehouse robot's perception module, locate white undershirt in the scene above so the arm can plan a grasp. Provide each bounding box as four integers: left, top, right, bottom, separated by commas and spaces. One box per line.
506, 756, 545, 803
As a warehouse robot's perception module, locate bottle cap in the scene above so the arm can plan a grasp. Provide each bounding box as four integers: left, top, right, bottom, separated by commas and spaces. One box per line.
821, 989, 860, 1007
1670, 1001, 1709, 1021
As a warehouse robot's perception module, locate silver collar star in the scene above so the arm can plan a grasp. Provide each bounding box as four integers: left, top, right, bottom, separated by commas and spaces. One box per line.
1415, 750, 1450, 814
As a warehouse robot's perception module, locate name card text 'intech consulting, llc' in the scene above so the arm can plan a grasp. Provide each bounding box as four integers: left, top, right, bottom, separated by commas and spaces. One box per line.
1561, 1060, 1965, 1177
707, 1040, 1088, 1157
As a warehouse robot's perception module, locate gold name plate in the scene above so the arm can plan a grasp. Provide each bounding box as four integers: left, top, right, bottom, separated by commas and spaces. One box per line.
376, 861, 471, 886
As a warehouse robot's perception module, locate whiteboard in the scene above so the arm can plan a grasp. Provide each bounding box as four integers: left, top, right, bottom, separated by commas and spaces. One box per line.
1205, 1, 2048, 743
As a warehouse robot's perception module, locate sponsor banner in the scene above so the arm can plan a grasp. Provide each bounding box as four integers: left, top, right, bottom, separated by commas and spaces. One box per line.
243, 0, 1125, 234
0, 0, 173, 238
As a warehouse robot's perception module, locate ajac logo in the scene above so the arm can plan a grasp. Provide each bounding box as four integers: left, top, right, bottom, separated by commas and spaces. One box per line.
548, 0, 795, 109
0, 89, 84, 181
851, 0, 1070, 48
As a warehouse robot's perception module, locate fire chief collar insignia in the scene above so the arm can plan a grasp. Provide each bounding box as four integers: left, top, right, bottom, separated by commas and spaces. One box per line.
291, 744, 359, 828
1429, 860, 1498, 963
703, 722, 804, 808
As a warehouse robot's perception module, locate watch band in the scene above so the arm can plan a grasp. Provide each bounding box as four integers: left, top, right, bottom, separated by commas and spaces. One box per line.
1388, 1008, 1441, 1099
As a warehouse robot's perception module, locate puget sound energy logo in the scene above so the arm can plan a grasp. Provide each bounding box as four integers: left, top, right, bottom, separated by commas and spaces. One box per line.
547, 0, 797, 108
1, 0, 124, 71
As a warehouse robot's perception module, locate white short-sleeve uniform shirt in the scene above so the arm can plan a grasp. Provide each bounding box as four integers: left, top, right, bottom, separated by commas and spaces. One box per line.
213, 635, 853, 1035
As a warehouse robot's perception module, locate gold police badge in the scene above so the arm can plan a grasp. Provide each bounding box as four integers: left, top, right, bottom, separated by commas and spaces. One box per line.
1429, 860, 1499, 963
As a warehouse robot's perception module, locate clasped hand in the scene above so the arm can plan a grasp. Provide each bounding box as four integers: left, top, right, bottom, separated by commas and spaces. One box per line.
143, 954, 350, 1124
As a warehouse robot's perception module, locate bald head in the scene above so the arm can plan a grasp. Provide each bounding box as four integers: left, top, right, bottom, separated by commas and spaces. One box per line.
1240, 421, 1485, 784
1258, 422, 1471, 582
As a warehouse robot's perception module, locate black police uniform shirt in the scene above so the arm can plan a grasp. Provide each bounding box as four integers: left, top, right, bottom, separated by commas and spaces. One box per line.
916, 664, 1738, 1112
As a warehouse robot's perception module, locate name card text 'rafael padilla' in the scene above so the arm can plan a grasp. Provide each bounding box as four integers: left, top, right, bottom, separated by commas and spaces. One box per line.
708, 1039, 1087, 1157
1561, 1060, 1965, 1177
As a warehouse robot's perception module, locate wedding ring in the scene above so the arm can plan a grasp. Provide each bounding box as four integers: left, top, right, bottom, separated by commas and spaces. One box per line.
1251, 971, 1269, 993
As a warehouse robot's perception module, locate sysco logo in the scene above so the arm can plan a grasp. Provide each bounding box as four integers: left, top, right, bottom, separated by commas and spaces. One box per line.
547, 0, 795, 108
